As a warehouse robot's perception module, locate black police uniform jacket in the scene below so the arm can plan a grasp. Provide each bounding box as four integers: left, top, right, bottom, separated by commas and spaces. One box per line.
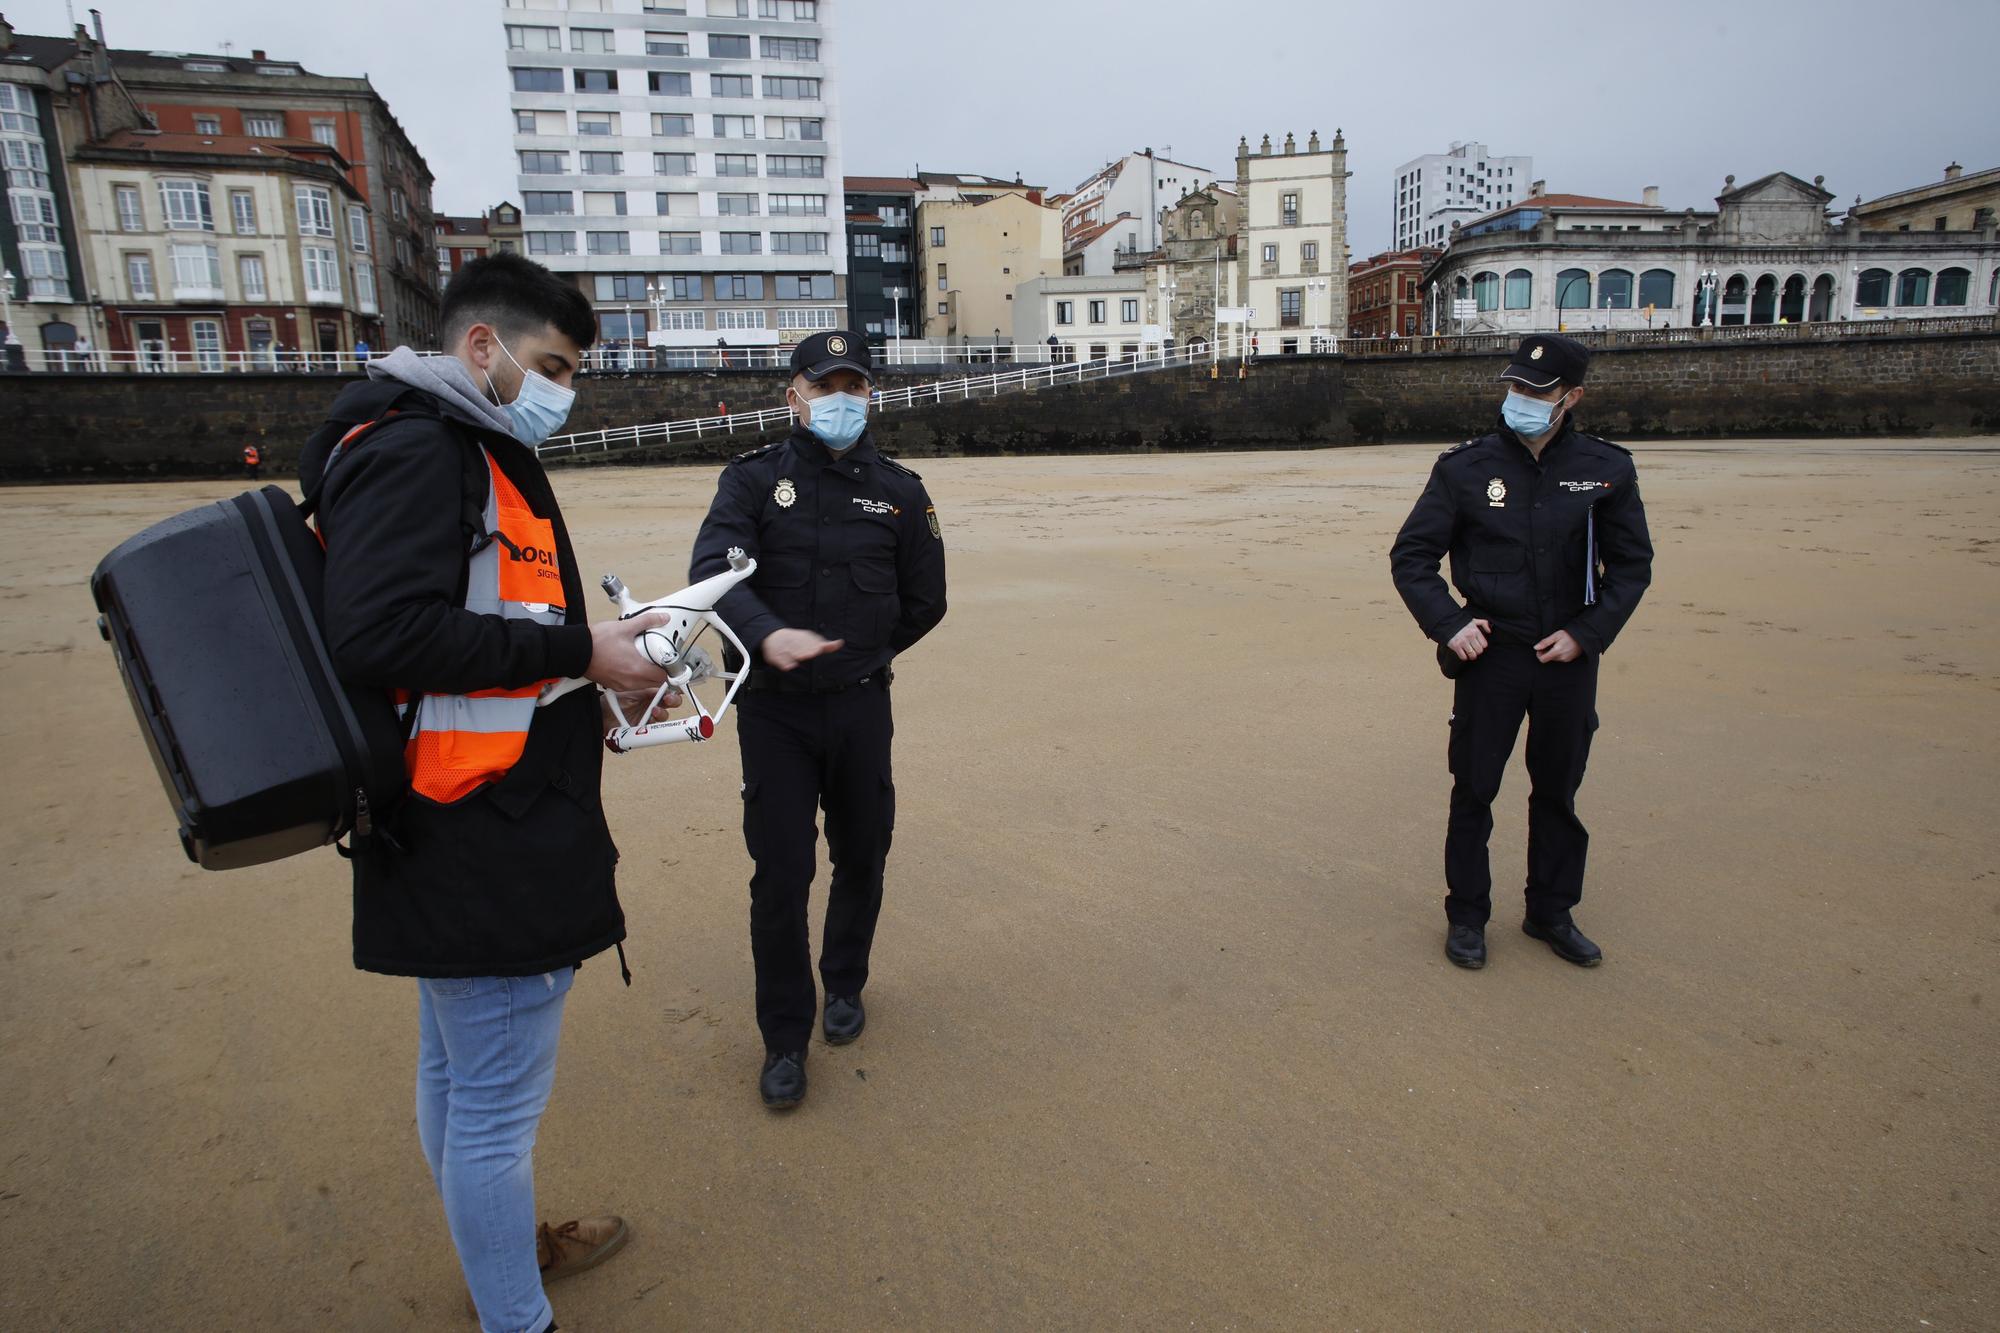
689, 424, 947, 685
300, 377, 623, 980
1389, 415, 1654, 656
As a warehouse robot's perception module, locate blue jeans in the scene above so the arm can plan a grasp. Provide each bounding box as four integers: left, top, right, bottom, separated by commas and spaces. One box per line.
416, 969, 574, 1333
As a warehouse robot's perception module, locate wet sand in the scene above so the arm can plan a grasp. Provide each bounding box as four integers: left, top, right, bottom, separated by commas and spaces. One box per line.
2, 440, 1996, 1329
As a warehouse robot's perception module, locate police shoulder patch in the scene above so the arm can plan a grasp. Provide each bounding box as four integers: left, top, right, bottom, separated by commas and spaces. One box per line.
878, 454, 923, 481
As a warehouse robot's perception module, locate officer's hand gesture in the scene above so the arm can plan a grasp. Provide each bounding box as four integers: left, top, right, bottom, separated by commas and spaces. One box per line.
761, 627, 844, 672
1448, 618, 1493, 662
584, 610, 675, 693
1534, 630, 1582, 664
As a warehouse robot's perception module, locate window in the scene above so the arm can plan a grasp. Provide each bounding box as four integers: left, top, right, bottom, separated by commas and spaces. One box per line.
576, 111, 619, 137
1855, 267, 1891, 307
716, 192, 759, 215
1472, 271, 1499, 312
712, 114, 756, 138
938, 302, 948, 315
571, 27, 614, 52
763, 77, 820, 100
721, 231, 761, 254
660, 231, 701, 254
244, 113, 283, 136
1896, 268, 1930, 306
710, 0, 749, 13
506, 23, 559, 49
643, 0, 688, 9
764, 0, 816, 15
761, 36, 819, 60
1087, 299, 1106, 323
238, 253, 267, 300
193, 115, 221, 136
778, 308, 839, 330
716, 153, 758, 177
1121, 298, 1139, 323
656, 274, 702, 300
654, 152, 694, 175
764, 116, 823, 141
342, 204, 367, 252
1282, 192, 1298, 226
1638, 268, 1675, 309
653, 113, 694, 136
294, 186, 334, 237
191, 319, 224, 371
769, 193, 824, 216
712, 74, 753, 98
658, 309, 706, 333
524, 191, 575, 215
1503, 268, 1532, 310
1302, 241, 1318, 262
1055, 300, 1074, 325
937, 264, 947, 291
1261, 243, 1277, 264
852, 232, 881, 257
709, 33, 752, 57
775, 273, 834, 300
517, 109, 559, 135
302, 244, 341, 301
520, 149, 568, 174
355, 260, 377, 314
573, 69, 617, 93
1933, 267, 1970, 306
583, 191, 627, 216
716, 308, 766, 330
1556, 268, 1591, 309
512, 67, 563, 93
581, 151, 622, 175
646, 31, 689, 55
126, 252, 156, 299
587, 231, 631, 255
598, 311, 645, 341
766, 154, 823, 178
159, 178, 214, 232
771, 231, 826, 254
649, 71, 693, 95
595, 274, 650, 301
930, 226, 945, 247
1598, 269, 1634, 309
309, 121, 339, 149
715, 273, 764, 300
527, 231, 577, 255
167, 241, 223, 296
1279, 288, 1302, 326
115, 185, 144, 231
657, 191, 698, 216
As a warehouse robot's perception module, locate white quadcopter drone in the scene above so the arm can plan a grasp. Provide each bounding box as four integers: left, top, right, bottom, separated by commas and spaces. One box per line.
539, 547, 758, 751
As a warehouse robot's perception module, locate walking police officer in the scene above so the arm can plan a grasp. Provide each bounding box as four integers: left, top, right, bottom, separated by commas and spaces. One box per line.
689, 331, 947, 1108
1389, 334, 1653, 971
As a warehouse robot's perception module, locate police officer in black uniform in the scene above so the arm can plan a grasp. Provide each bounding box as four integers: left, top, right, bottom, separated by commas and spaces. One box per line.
689, 330, 947, 1109
1390, 334, 1653, 971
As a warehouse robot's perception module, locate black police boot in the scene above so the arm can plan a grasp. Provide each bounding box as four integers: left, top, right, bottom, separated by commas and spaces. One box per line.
759, 1050, 807, 1110
823, 993, 865, 1045
1445, 924, 1487, 970
1523, 918, 1603, 967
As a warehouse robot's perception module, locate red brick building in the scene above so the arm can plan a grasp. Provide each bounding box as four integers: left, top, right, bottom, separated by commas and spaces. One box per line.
1348, 247, 1439, 338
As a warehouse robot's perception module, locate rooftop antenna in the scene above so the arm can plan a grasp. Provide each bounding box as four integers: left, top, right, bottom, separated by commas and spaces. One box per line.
220, 40, 235, 57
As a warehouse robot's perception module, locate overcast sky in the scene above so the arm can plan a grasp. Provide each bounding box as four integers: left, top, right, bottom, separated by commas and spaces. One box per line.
12, 0, 1998, 254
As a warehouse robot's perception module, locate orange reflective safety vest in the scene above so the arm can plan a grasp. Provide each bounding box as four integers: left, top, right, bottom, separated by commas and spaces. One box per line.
243, 445, 261, 465
398, 448, 567, 803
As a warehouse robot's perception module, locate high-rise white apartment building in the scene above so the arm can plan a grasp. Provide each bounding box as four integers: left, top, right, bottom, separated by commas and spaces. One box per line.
502, 0, 846, 362
1392, 141, 1531, 250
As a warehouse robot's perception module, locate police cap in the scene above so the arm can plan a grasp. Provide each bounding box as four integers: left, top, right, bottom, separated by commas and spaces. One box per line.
789, 330, 875, 384
1498, 333, 1589, 390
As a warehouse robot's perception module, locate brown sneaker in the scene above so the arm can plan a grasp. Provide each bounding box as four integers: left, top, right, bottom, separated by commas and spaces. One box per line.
463, 1215, 632, 1319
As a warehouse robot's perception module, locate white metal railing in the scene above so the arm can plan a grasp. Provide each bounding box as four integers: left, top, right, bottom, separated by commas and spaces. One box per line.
3, 347, 398, 375
538, 343, 1217, 461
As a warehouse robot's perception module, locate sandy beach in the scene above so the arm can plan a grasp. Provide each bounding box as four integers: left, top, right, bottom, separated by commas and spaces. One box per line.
2, 439, 1996, 1329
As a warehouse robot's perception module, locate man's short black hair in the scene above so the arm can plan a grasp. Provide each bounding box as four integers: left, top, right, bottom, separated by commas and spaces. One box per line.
441, 252, 596, 351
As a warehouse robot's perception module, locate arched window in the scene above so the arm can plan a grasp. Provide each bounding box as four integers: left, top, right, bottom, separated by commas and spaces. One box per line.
1749, 275, 1778, 324
1472, 271, 1500, 312
1503, 268, 1532, 309
1598, 269, 1634, 309
1556, 268, 1591, 309
1896, 268, 1931, 306
1855, 268, 1891, 306
1454, 274, 1470, 298
1933, 267, 1970, 306
1721, 273, 1748, 325
1991, 267, 1999, 306
1637, 269, 1675, 310
1808, 274, 1834, 321
1778, 275, 1806, 323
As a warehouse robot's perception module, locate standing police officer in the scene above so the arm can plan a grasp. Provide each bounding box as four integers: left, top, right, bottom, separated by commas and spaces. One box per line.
1389, 334, 1653, 971
689, 331, 947, 1109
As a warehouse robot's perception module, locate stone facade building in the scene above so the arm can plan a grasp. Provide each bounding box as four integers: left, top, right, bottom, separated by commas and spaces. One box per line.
1235, 130, 1349, 355
1848, 162, 1998, 235
1348, 247, 1439, 339
436, 203, 523, 291
915, 186, 1060, 349
1121, 185, 1240, 356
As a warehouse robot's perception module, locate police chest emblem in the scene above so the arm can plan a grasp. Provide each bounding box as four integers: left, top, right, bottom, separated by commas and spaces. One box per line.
1530, 346, 1545, 361
926, 505, 940, 538
1486, 477, 1507, 507
774, 478, 797, 508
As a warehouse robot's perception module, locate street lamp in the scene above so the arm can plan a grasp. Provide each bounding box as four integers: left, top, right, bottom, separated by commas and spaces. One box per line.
1, 266, 14, 334
1556, 272, 1588, 333
1697, 269, 1718, 327
1160, 274, 1178, 359
1305, 277, 1328, 352
890, 288, 902, 364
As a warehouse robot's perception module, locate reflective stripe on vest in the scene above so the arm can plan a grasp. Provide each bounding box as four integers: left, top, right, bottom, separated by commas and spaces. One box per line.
400, 446, 566, 803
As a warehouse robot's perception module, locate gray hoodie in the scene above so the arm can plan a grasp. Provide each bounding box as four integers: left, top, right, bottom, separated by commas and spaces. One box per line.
365, 346, 517, 439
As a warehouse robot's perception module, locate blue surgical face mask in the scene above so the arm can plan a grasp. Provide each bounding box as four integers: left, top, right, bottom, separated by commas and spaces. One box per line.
800, 389, 870, 451
487, 336, 576, 446
1502, 387, 1568, 439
